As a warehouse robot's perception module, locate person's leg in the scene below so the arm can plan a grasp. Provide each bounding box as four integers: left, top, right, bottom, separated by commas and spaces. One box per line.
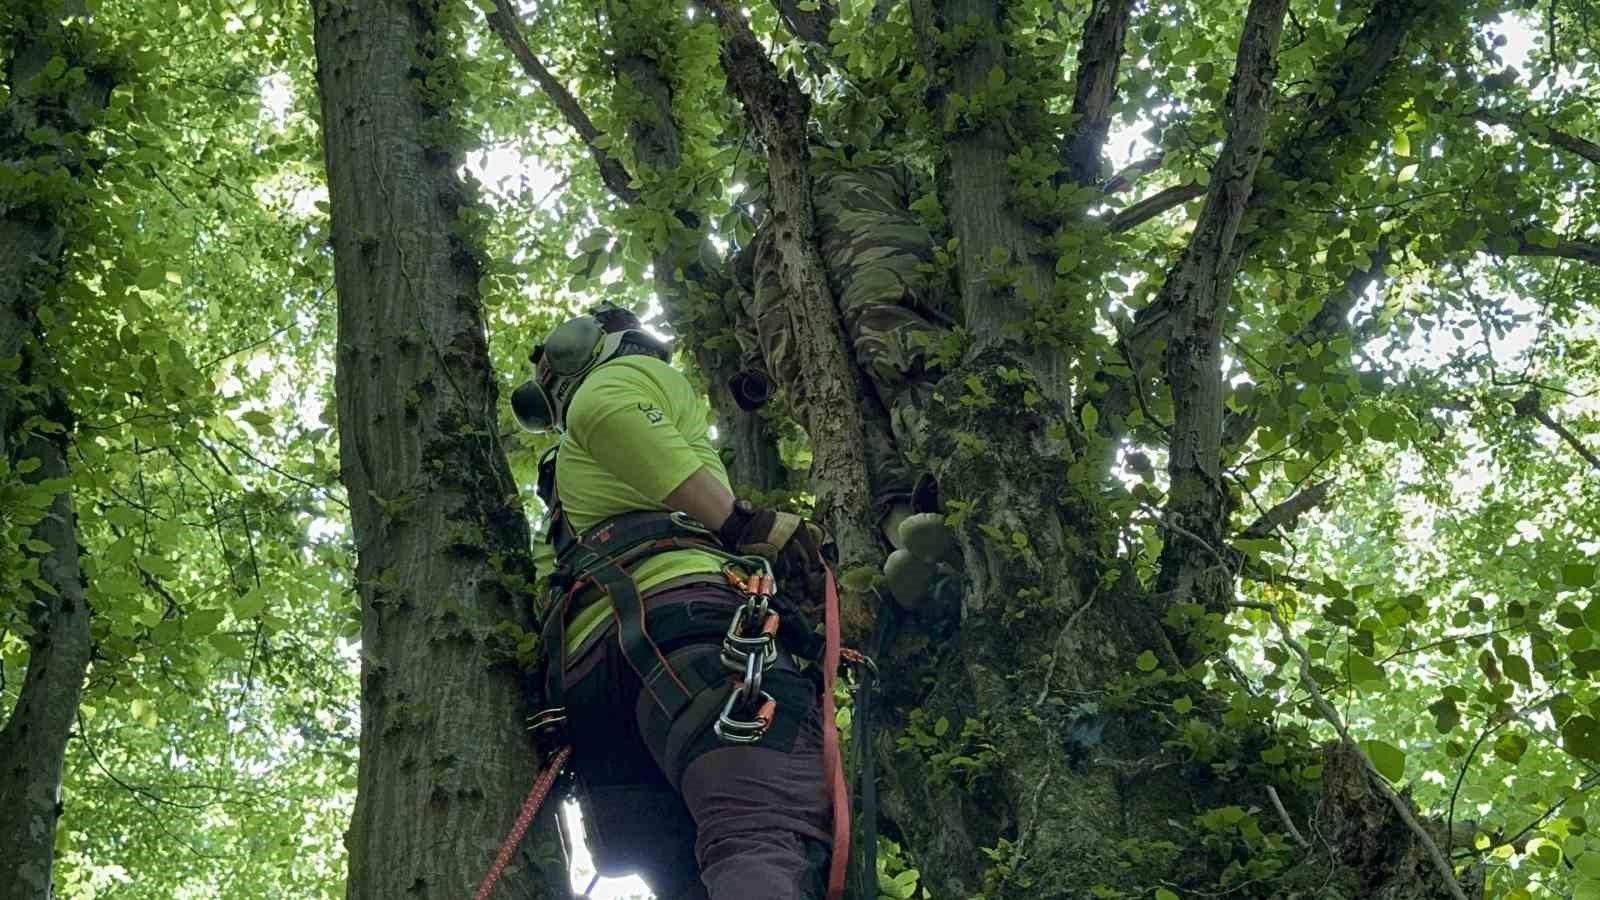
677, 704, 833, 900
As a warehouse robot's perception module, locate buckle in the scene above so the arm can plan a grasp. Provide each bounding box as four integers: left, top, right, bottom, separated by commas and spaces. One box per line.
714, 681, 776, 744
528, 707, 570, 756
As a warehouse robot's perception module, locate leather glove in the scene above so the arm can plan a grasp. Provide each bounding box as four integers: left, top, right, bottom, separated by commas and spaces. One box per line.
717, 499, 831, 578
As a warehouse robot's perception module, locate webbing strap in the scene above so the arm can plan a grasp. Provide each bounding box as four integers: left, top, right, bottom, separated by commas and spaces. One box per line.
819, 563, 849, 900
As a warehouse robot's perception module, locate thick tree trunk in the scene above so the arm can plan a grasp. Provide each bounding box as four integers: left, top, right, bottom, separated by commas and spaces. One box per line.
0, 5, 111, 896
308, 4, 548, 897
0, 426, 92, 900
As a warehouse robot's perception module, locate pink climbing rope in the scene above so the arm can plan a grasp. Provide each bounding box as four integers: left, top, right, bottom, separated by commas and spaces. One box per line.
474, 745, 573, 900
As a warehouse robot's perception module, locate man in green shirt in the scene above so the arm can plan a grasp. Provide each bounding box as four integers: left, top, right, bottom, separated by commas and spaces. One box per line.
512, 304, 837, 900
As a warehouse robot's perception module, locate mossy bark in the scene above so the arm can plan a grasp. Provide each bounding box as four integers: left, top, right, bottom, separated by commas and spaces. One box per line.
308, 2, 553, 896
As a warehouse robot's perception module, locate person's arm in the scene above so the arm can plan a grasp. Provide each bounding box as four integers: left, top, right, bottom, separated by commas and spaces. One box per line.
662, 466, 735, 531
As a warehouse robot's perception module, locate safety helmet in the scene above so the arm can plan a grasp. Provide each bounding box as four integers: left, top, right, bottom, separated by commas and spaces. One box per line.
511, 303, 670, 432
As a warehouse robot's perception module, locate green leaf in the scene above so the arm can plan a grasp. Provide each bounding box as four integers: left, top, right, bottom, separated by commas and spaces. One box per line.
1493, 732, 1528, 765
1362, 739, 1406, 781
1173, 696, 1193, 714
1393, 129, 1410, 158
1368, 412, 1398, 442
1345, 653, 1385, 687
240, 409, 275, 434
1502, 653, 1531, 687
1136, 650, 1159, 672
185, 608, 225, 636
1156, 889, 1180, 900
1563, 715, 1600, 762
1565, 564, 1597, 588
1080, 403, 1099, 431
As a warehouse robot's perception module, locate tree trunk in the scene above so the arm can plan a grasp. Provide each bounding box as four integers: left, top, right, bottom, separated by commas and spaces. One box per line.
0, 4, 112, 896
0, 426, 92, 900
307, 3, 550, 897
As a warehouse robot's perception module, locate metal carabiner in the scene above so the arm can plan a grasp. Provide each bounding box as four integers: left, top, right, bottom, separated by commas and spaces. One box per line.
714, 682, 776, 744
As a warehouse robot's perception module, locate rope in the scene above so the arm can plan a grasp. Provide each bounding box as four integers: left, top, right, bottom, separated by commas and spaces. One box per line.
819, 563, 850, 900
474, 745, 574, 900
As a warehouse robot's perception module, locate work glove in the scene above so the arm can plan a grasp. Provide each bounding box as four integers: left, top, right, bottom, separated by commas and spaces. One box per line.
717, 499, 832, 582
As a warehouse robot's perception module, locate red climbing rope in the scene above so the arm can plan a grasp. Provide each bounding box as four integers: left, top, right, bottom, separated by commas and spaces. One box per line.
474, 744, 573, 900
819, 563, 850, 900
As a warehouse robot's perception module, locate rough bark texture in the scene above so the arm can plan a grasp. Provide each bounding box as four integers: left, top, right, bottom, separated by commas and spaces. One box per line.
1154, 0, 1287, 616
308, 3, 547, 897
0, 426, 91, 900
705, 0, 882, 588
911, 0, 1067, 401
0, 5, 110, 896
1061, 0, 1135, 187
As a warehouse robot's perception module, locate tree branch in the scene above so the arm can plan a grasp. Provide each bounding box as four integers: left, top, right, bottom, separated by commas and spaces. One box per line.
1154, 0, 1288, 604
1470, 107, 1600, 167
1233, 602, 1469, 900
1060, 0, 1135, 186
771, 0, 838, 47
1509, 232, 1600, 267
702, 0, 881, 584
1106, 181, 1205, 232
1514, 389, 1600, 472
484, 0, 640, 204
1238, 480, 1332, 540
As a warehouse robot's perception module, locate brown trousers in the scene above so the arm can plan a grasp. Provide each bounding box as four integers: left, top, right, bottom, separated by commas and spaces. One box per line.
561, 582, 833, 900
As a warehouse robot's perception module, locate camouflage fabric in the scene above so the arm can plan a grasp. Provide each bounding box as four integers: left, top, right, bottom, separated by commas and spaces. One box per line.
732, 160, 954, 510
737, 163, 949, 392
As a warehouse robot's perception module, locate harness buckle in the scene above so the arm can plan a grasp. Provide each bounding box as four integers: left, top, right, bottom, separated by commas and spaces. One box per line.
714, 681, 776, 744
528, 707, 570, 757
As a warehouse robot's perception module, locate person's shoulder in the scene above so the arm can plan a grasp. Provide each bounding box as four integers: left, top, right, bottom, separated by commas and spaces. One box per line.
567, 355, 680, 430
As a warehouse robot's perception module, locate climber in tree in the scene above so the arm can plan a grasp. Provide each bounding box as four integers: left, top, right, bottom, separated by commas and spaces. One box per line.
511, 303, 836, 900
732, 152, 965, 608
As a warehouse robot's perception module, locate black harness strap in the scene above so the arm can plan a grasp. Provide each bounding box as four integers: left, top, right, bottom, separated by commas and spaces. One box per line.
539, 498, 731, 718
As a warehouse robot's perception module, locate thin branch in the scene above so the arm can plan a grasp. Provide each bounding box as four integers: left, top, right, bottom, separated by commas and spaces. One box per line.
1100, 150, 1165, 193
1514, 389, 1600, 472
1238, 481, 1332, 540
483, 0, 640, 204
1267, 785, 1309, 848
1508, 232, 1600, 267
1106, 182, 1206, 232
1469, 107, 1600, 166
1233, 601, 1469, 900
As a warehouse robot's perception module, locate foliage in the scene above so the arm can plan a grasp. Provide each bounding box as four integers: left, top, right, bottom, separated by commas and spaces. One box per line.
2, 0, 1597, 896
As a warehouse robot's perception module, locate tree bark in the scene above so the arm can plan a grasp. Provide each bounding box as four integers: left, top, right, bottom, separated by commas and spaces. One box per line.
1154, 0, 1287, 616
308, 3, 547, 897
705, 0, 882, 587
0, 5, 112, 896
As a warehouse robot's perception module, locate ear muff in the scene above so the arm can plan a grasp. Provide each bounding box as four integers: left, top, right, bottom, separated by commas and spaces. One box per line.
511, 378, 557, 432
542, 315, 605, 376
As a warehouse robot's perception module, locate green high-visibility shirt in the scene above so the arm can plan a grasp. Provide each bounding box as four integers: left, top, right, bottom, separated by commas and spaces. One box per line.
550, 354, 730, 654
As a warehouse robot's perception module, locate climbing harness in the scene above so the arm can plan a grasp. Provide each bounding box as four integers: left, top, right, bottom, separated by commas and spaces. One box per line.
507, 446, 868, 900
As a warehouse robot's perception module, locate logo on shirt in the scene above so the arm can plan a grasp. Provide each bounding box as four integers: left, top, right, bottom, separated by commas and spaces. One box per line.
638, 402, 664, 424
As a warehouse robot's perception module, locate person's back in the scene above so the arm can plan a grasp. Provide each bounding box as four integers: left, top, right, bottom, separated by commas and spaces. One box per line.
513, 308, 838, 900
